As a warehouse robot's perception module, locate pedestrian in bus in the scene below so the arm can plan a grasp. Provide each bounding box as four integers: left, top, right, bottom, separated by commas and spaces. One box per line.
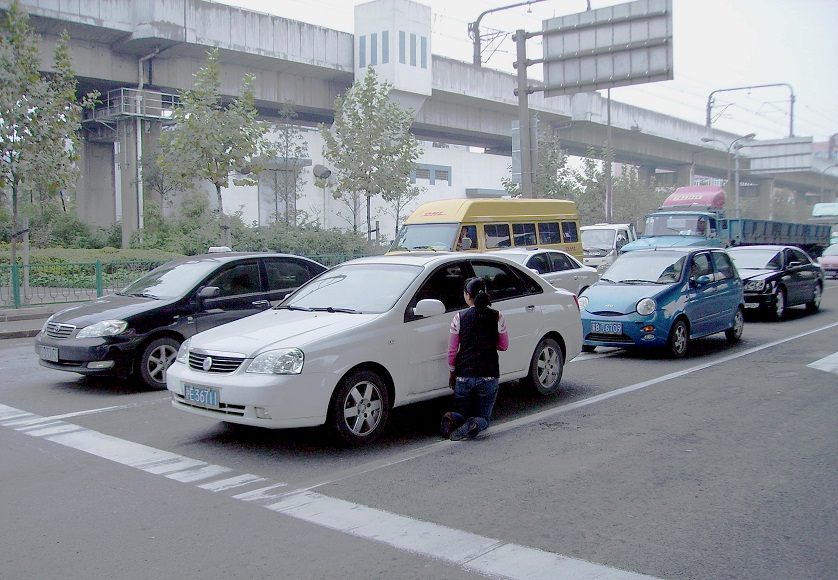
440, 277, 509, 440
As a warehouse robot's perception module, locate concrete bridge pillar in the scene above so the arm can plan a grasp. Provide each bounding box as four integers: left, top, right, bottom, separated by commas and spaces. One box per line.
758, 178, 773, 220
638, 165, 656, 186
675, 164, 693, 187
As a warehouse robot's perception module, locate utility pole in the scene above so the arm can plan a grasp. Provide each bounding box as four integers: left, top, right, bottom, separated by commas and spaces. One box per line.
514, 29, 534, 198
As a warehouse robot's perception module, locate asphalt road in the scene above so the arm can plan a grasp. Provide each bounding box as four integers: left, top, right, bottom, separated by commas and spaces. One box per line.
2, 286, 837, 580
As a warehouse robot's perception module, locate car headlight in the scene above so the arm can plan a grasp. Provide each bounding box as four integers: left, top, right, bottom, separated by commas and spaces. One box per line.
745, 280, 766, 292
76, 319, 128, 338
175, 338, 191, 364
247, 348, 305, 374
578, 296, 589, 311
636, 298, 656, 316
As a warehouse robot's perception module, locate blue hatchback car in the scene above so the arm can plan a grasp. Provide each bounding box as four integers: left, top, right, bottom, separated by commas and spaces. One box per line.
578, 247, 745, 357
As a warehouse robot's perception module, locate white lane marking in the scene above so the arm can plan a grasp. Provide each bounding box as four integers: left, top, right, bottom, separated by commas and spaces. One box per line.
0, 404, 655, 579
267, 490, 653, 580
808, 352, 838, 374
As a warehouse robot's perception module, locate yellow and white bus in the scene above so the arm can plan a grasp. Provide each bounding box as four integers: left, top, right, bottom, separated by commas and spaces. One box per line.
389, 198, 582, 259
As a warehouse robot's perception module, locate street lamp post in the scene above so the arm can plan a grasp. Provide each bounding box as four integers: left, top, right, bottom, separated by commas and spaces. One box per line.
468, 0, 548, 66
821, 163, 838, 199
701, 133, 756, 220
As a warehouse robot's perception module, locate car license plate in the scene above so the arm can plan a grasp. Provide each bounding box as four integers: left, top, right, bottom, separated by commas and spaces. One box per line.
183, 384, 219, 409
39, 345, 59, 362
591, 321, 622, 334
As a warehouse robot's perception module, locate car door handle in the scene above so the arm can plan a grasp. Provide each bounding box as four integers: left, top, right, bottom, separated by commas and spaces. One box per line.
252, 300, 270, 307
526, 305, 536, 311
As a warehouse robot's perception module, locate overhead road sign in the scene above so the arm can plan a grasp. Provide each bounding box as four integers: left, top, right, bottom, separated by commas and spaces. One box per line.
541, 0, 673, 97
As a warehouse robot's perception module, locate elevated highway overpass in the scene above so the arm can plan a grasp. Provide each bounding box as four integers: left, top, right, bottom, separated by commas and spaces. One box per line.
4, 0, 836, 244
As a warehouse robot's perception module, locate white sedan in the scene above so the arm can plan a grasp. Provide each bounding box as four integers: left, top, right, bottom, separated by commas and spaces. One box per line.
488, 248, 600, 295
166, 253, 583, 446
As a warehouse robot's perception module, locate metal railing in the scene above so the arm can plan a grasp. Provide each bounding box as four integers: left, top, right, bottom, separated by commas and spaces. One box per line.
0, 254, 370, 309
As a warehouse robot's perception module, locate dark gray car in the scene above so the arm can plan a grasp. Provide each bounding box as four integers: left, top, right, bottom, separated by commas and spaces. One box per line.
35, 252, 326, 389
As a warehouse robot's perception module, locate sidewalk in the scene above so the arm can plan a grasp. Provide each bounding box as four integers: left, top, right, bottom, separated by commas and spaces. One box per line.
0, 304, 69, 340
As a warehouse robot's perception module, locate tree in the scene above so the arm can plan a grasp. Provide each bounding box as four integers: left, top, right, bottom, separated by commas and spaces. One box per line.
267, 101, 308, 225
0, 0, 96, 266
319, 67, 421, 239
503, 125, 579, 200
158, 48, 274, 247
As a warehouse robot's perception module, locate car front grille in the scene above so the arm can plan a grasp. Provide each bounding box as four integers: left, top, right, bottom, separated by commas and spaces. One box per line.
45, 322, 76, 339
188, 352, 245, 373
172, 393, 246, 416
587, 310, 624, 317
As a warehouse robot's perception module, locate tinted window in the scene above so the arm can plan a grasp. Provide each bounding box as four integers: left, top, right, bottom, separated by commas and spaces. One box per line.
561, 221, 579, 243
788, 248, 812, 265
264, 258, 319, 290
711, 252, 736, 280
206, 262, 261, 297
513, 223, 537, 246
549, 252, 575, 272
691, 253, 713, 279
538, 222, 561, 244
413, 263, 469, 312
526, 253, 551, 274
472, 261, 529, 301
485, 224, 511, 248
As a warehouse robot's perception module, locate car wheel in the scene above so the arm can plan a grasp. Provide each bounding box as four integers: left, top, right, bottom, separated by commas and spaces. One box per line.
666, 319, 689, 358
771, 287, 786, 320
725, 307, 744, 343
139, 337, 180, 390
524, 337, 564, 395
329, 369, 390, 446
805, 283, 822, 313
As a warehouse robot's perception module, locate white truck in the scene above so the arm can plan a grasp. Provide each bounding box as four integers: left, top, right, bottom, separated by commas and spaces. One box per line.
580, 223, 638, 273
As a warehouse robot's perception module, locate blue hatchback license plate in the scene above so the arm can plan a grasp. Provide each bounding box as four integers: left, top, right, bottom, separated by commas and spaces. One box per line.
591, 321, 622, 334
183, 384, 219, 408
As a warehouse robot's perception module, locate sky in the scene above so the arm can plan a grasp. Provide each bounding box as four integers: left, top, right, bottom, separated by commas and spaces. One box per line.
213, 0, 838, 143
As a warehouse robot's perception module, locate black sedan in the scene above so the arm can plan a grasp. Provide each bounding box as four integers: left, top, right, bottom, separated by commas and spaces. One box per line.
727, 245, 824, 320
35, 252, 326, 389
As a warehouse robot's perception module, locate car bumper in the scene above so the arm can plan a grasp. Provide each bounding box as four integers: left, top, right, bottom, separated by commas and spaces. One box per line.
34, 332, 140, 378
581, 312, 670, 349
166, 361, 334, 429
821, 266, 838, 278
742, 293, 774, 310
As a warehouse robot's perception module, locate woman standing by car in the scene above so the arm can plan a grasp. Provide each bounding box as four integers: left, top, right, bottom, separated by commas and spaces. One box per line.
441, 277, 509, 440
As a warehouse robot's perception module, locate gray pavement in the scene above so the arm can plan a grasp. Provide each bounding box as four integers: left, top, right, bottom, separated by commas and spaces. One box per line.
0, 303, 72, 340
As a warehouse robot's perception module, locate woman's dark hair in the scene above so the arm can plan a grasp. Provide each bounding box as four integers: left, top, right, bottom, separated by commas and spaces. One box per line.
464, 276, 492, 311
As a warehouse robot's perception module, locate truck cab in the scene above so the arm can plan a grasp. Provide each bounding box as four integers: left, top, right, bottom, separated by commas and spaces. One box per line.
581, 223, 638, 272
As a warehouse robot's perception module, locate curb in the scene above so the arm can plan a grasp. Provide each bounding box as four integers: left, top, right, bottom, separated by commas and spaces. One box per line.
0, 329, 40, 340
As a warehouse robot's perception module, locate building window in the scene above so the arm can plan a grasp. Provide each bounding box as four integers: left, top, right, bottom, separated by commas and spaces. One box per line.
410, 33, 417, 66
370, 33, 377, 66
359, 36, 366, 68
415, 168, 431, 180
412, 164, 452, 186
382, 31, 389, 64
399, 31, 406, 64
421, 36, 427, 69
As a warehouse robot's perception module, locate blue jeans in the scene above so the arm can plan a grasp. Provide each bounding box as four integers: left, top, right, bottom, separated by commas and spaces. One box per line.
450, 376, 499, 433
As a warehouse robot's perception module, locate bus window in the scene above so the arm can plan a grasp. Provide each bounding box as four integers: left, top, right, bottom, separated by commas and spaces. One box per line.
484, 223, 511, 248
513, 223, 537, 246
561, 221, 579, 243
538, 222, 561, 244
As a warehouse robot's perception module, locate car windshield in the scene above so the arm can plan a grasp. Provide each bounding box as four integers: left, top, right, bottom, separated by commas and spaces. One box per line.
602, 253, 686, 284
644, 214, 707, 236
728, 250, 781, 270
389, 224, 460, 251
281, 263, 423, 313
119, 260, 224, 299
582, 228, 615, 250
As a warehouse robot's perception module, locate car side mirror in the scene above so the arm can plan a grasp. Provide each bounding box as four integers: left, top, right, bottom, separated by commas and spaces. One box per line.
198, 286, 220, 301
695, 275, 712, 287
413, 298, 446, 318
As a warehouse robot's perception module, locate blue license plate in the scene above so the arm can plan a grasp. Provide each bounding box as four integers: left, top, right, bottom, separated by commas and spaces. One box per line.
183, 384, 219, 408
591, 321, 622, 334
